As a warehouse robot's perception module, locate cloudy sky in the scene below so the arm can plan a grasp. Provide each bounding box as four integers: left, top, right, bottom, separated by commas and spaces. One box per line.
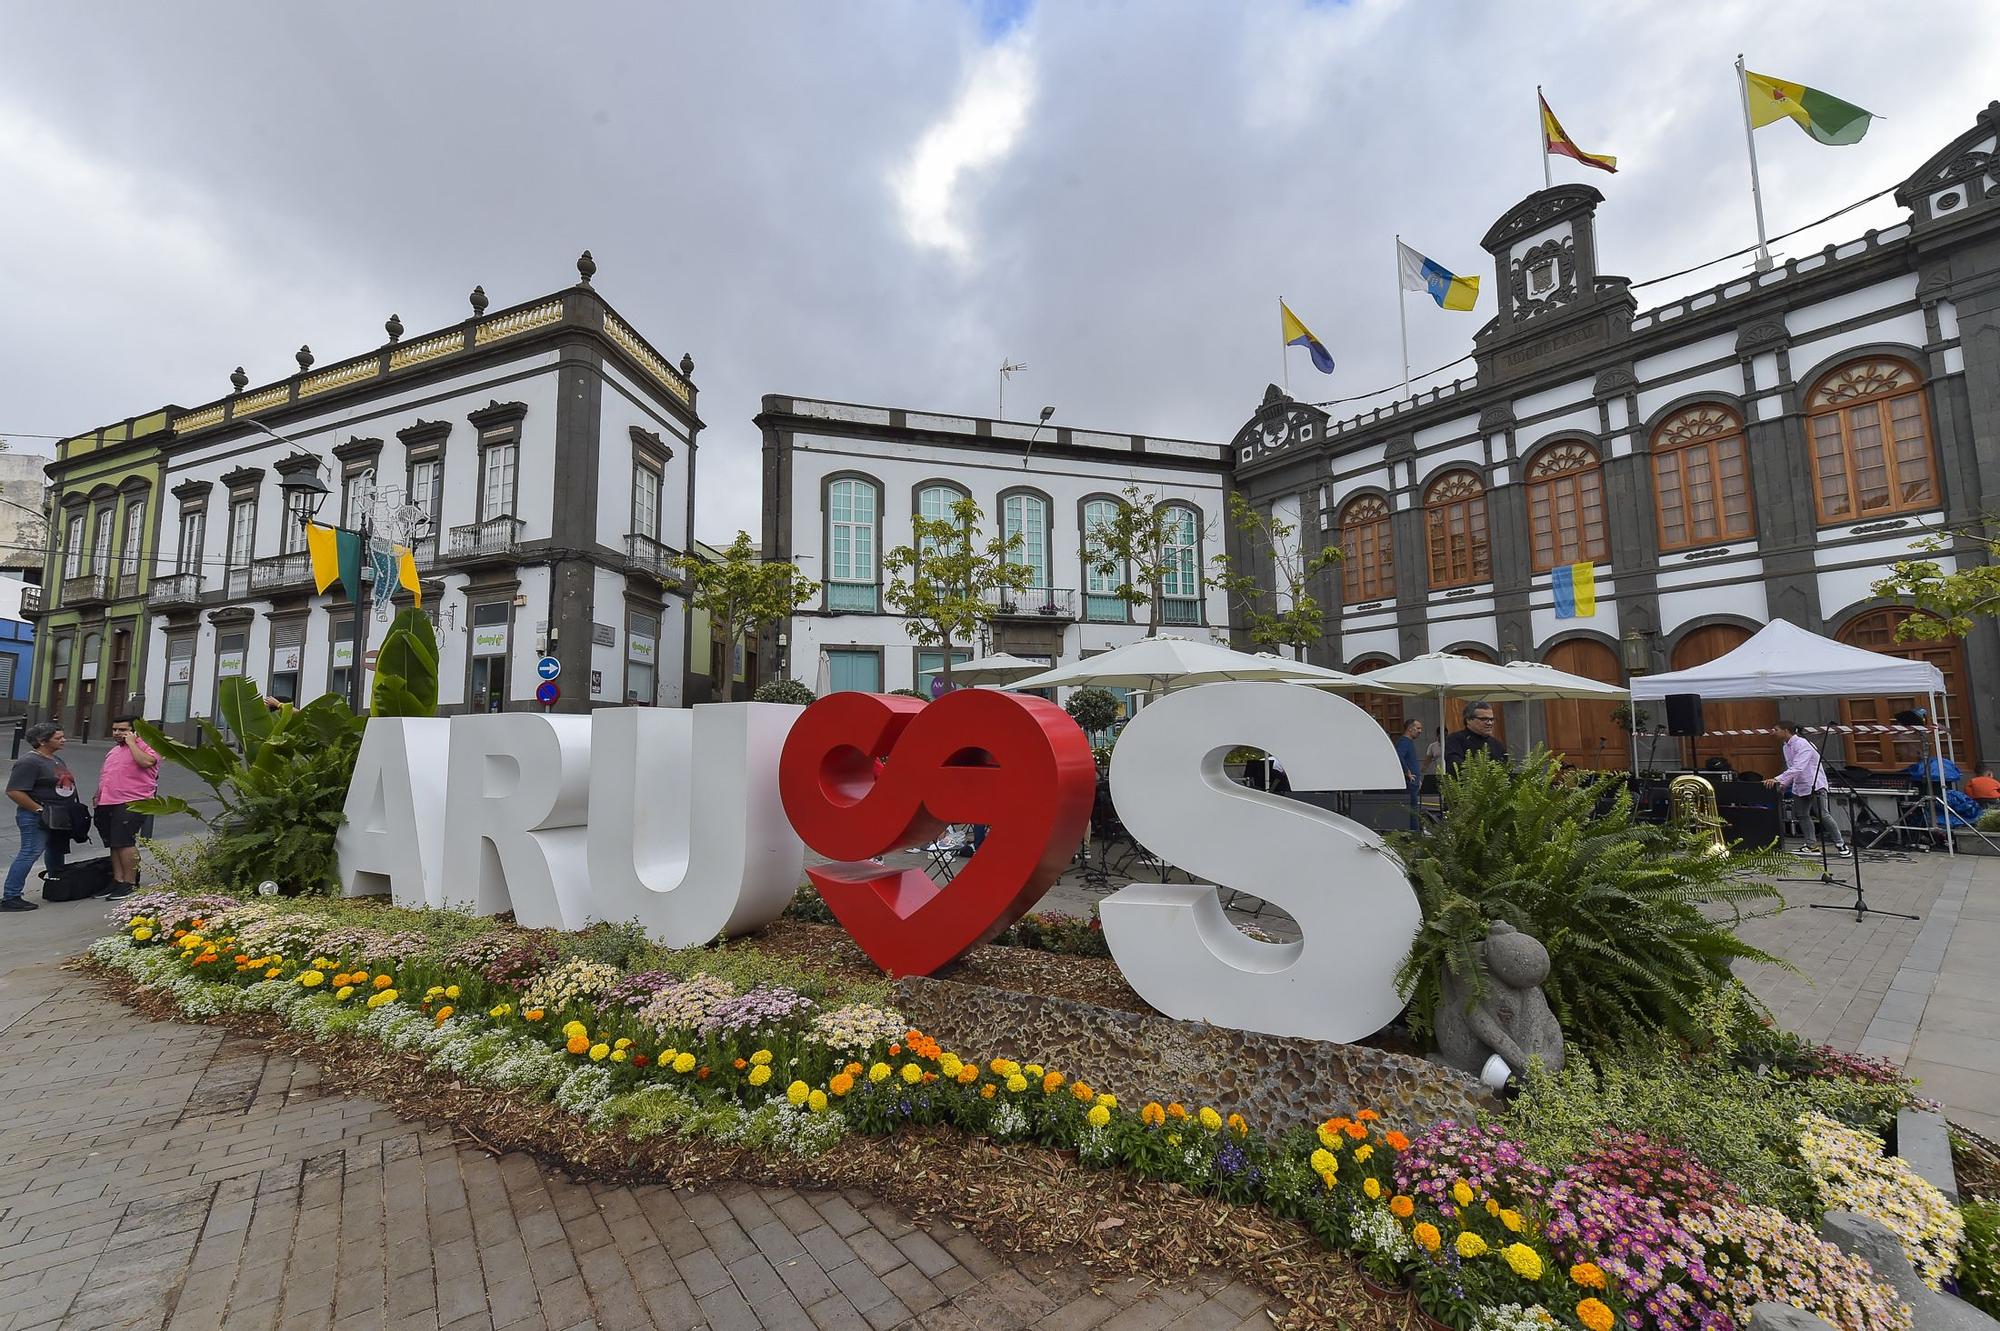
2, 1, 1992, 543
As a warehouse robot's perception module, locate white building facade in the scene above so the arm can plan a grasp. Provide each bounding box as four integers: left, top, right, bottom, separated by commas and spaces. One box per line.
143, 268, 698, 733
758, 398, 1231, 696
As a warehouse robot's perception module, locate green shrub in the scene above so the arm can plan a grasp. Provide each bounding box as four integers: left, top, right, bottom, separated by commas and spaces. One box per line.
888, 687, 929, 699
1065, 687, 1121, 736
1390, 749, 1792, 1051
1959, 1198, 2000, 1318
998, 911, 1111, 957
753, 679, 816, 705
556, 920, 664, 972
782, 882, 837, 924
1978, 808, 2000, 834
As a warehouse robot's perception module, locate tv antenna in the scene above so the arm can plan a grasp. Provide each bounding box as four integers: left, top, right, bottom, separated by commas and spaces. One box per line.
999, 358, 1027, 419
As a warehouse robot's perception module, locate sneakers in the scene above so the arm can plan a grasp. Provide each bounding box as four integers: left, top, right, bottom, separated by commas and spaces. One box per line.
1835, 845, 1853, 858
0, 897, 37, 911
1796, 843, 1822, 856
103, 886, 135, 901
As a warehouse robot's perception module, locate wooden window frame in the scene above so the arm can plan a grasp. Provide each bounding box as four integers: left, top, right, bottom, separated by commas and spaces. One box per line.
1805, 357, 1939, 526
1524, 442, 1608, 573
1423, 470, 1490, 589
1338, 494, 1395, 601
1651, 406, 1756, 552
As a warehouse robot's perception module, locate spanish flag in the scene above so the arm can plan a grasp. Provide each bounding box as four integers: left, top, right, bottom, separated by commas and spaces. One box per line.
1397, 241, 1480, 312
1540, 93, 1617, 174
1280, 300, 1335, 374
1743, 69, 1873, 146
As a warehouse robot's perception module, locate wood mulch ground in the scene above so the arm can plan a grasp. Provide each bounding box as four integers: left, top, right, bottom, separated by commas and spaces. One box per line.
85, 962, 1435, 1331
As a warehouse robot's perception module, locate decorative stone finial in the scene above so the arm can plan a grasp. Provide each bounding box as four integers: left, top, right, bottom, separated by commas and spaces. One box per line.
229, 366, 249, 392
469, 285, 488, 316
678, 352, 694, 378
385, 313, 403, 344
295, 345, 314, 373
577, 250, 596, 286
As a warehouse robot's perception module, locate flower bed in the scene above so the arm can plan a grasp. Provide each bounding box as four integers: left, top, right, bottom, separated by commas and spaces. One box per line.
87, 892, 1957, 1331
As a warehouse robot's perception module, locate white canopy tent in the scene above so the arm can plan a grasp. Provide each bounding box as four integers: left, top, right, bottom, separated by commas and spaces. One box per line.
1628, 618, 1953, 852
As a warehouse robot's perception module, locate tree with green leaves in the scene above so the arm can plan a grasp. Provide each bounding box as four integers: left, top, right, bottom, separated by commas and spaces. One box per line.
882, 496, 1030, 691
1207, 491, 1341, 658
1080, 484, 1186, 619
670, 532, 819, 695
371, 608, 440, 717
1871, 522, 2000, 640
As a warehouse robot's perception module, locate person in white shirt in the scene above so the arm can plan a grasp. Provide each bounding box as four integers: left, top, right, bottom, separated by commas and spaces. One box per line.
1763, 720, 1850, 857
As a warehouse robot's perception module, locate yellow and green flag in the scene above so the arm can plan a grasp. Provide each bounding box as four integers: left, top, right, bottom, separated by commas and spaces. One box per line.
305, 522, 362, 597
1744, 69, 1873, 146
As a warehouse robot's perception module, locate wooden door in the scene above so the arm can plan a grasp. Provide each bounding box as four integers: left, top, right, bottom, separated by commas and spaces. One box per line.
1540, 639, 1627, 769
1671, 625, 1778, 777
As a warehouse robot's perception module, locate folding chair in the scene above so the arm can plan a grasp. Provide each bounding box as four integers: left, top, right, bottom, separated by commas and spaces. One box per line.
920, 826, 971, 882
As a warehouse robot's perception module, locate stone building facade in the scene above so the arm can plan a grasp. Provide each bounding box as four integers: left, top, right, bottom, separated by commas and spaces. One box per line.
1227, 101, 2000, 774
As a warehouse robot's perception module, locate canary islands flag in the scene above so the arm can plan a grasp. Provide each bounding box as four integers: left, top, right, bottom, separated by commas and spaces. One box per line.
1552, 561, 1597, 619
1397, 241, 1480, 311
1280, 300, 1335, 374
1743, 68, 1873, 146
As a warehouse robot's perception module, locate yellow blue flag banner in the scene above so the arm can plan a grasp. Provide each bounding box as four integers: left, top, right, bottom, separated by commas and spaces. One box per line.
1397, 241, 1480, 311
1280, 299, 1335, 374
1552, 561, 1597, 618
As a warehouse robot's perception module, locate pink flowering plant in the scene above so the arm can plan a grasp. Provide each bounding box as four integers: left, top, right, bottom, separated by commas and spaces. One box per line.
1393, 1120, 1551, 1219
1539, 1178, 1732, 1331
1683, 1201, 1912, 1331
1566, 1131, 1737, 1220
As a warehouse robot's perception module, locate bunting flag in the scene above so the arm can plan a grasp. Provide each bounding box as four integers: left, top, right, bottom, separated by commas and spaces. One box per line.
1280, 299, 1336, 374
1397, 240, 1481, 311
1742, 69, 1873, 145
395, 546, 422, 605
1540, 93, 1618, 173
305, 522, 362, 597
1552, 561, 1598, 619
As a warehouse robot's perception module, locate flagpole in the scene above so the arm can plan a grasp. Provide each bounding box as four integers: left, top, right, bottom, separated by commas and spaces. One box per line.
1734, 55, 1775, 272
1395, 236, 1411, 403
1279, 298, 1290, 395
1537, 86, 1551, 189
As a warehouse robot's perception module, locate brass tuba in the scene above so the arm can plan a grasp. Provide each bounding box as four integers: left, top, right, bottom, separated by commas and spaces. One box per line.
1669, 775, 1730, 857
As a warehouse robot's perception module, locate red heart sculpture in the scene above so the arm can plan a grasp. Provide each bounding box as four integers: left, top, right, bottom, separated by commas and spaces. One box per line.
778, 688, 1096, 977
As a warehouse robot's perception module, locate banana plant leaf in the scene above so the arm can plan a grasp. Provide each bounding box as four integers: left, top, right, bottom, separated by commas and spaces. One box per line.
217, 676, 276, 764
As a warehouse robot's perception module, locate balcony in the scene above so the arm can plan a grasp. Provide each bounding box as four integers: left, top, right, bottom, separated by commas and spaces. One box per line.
826, 581, 878, 613
17, 584, 41, 616
1158, 596, 1203, 626
60, 571, 108, 606
407, 535, 438, 571
248, 550, 312, 594
115, 569, 143, 599
148, 573, 204, 609
624, 532, 678, 579
986, 586, 1075, 621
447, 515, 526, 564
1084, 592, 1128, 623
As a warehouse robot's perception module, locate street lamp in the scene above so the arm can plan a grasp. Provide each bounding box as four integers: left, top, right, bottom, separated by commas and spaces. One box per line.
274, 457, 368, 714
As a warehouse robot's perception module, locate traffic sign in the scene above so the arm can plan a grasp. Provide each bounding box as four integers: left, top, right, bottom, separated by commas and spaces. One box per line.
537, 656, 562, 681
363, 649, 380, 671
536, 681, 560, 706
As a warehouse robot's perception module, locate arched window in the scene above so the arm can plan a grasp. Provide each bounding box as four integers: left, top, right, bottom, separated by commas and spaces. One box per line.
826, 475, 880, 611
1424, 471, 1489, 588
915, 484, 962, 525
1339, 495, 1395, 601
1002, 491, 1051, 590
1837, 608, 1974, 768
1652, 406, 1754, 551
1081, 497, 1126, 622
1158, 504, 1202, 625
1525, 442, 1607, 572
1807, 357, 1938, 523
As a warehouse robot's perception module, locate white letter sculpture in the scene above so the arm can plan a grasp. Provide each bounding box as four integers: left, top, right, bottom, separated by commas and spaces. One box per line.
1102, 681, 1419, 1044
338, 718, 451, 906
587, 703, 806, 946
440, 713, 594, 929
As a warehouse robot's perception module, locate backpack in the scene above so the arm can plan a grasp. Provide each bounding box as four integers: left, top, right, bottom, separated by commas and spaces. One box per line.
41, 857, 115, 903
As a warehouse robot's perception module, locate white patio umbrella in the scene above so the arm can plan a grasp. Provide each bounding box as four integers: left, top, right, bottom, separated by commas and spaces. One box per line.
1242, 653, 1384, 691
1006, 635, 1338, 695
943, 652, 1050, 687
1492, 659, 1629, 701
1355, 652, 1548, 753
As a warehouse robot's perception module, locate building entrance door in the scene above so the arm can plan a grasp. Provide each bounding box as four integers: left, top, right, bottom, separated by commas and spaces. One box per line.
75, 678, 97, 739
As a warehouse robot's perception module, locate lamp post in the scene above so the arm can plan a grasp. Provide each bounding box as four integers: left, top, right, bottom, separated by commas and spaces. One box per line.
274, 462, 369, 715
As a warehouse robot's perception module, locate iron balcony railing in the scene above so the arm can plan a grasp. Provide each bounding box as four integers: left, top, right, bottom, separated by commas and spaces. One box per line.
826, 580, 878, 612
18, 584, 42, 614
60, 571, 108, 605
248, 550, 312, 593
1158, 596, 1202, 626
1083, 592, 1127, 622
624, 532, 677, 578
448, 515, 526, 561
147, 573, 203, 608
985, 586, 1075, 620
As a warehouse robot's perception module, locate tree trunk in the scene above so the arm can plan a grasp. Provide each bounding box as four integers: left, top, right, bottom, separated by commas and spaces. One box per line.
939, 636, 954, 695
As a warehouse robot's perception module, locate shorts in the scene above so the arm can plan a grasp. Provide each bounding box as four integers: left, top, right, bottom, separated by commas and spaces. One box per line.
94, 803, 147, 850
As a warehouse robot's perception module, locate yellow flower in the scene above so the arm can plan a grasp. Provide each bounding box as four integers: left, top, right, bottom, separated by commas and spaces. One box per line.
1005, 1074, 1028, 1093
610, 1049, 627, 1063
489, 1004, 513, 1018
1451, 1180, 1474, 1208
901, 1063, 923, 1085
1500, 1209, 1524, 1234
312, 957, 334, 969
868, 1063, 891, 1083
750, 1049, 773, 1066
1455, 1232, 1488, 1259
1354, 1144, 1373, 1163
1412, 1223, 1441, 1252
366, 989, 398, 1009
787, 1080, 810, 1106
614, 1038, 632, 1051
426, 986, 445, 999
264, 967, 281, 979
1024, 1063, 1044, 1078
939, 1054, 963, 1078
1166, 1133, 1181, 1146
747, 1064, 772, 1087
1197, 1107, 1222, 1132
564, 1020, 587, 1039
1485, 1198, 1502, 1218
1363, 1178, 1382, 1200
667, 1052, 693, 1073
1086, 1105, 1110, 1128
444, 985, 460, 1000
297, 971, 325, 989
1501, 1244, 1543, 1280
131, 927, 154, 942
1309, 1149, 1337, 1176
807, 1089, 828, 1113
335, 985, 356, 1001
589, 1043, 610, 1062
1097, 1093, 1117, 1110
989, 1058, 1020, 1078
1576, 1298, 1615, 1331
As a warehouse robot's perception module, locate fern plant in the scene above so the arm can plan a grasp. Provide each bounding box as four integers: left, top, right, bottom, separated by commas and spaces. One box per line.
1389, 749, 1792, 1052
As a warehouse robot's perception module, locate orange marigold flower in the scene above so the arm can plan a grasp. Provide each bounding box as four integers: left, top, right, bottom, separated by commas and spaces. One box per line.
1070, 1082, 1093, 1102
1388, 1195, 1415, 1219
1569, 1263, 1606, 1290
830, 1073, 855, 1097
1344, 1122, 1368, 1139
980, 1084, 996, 1099
233, 954, 248, 964
1411, 1223, 1441, 1253
1166, 1103, 1187, 1119
1042, 1071, 1065, 1094
733, 1058, 748, 1070
1356, 1109, 1381, 1122
1384, 1131, 1410, 1152
523, 1009, 545, 1022
845, 1062, 863, 1078
566, 1035, 590, 1055
1226, 1113, 1248, 1136
956, 1065, 978, 1084
921, 1072, 937, 1083
631, 1054, 650, 1068
373, 975, 393, 990
888, 1044, 901, 1057
1324, 1116, 1353, 1134
1141, 1103, 1166, 1127
1576, 1298, 1614, 1331
697, 1066, 711, 1079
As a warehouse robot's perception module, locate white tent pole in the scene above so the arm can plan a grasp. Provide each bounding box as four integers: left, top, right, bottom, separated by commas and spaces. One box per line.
1931, 686, 1954, 856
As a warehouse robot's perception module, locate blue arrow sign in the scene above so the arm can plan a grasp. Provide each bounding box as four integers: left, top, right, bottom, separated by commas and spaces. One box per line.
536, 656, 562, 681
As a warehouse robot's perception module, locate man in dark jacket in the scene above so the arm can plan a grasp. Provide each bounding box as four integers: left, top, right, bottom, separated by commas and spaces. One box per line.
1442, 700, 1507, 775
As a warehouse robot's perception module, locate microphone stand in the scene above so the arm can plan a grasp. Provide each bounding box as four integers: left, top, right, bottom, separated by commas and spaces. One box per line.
1796, 723, 1917, 923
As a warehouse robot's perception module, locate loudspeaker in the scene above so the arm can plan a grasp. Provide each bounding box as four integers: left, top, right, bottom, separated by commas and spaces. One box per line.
1665, 693, 1705, 737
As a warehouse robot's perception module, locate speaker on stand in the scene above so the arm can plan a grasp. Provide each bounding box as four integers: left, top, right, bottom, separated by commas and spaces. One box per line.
1665, 693, 1704, 771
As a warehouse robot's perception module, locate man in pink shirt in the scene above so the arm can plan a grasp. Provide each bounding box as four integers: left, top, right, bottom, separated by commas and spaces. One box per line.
94, 712, 161, 900
1763, 719, 1850, 858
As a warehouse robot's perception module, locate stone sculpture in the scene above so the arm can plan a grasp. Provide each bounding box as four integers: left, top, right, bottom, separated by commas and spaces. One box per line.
1433, 921, 1565, 1083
